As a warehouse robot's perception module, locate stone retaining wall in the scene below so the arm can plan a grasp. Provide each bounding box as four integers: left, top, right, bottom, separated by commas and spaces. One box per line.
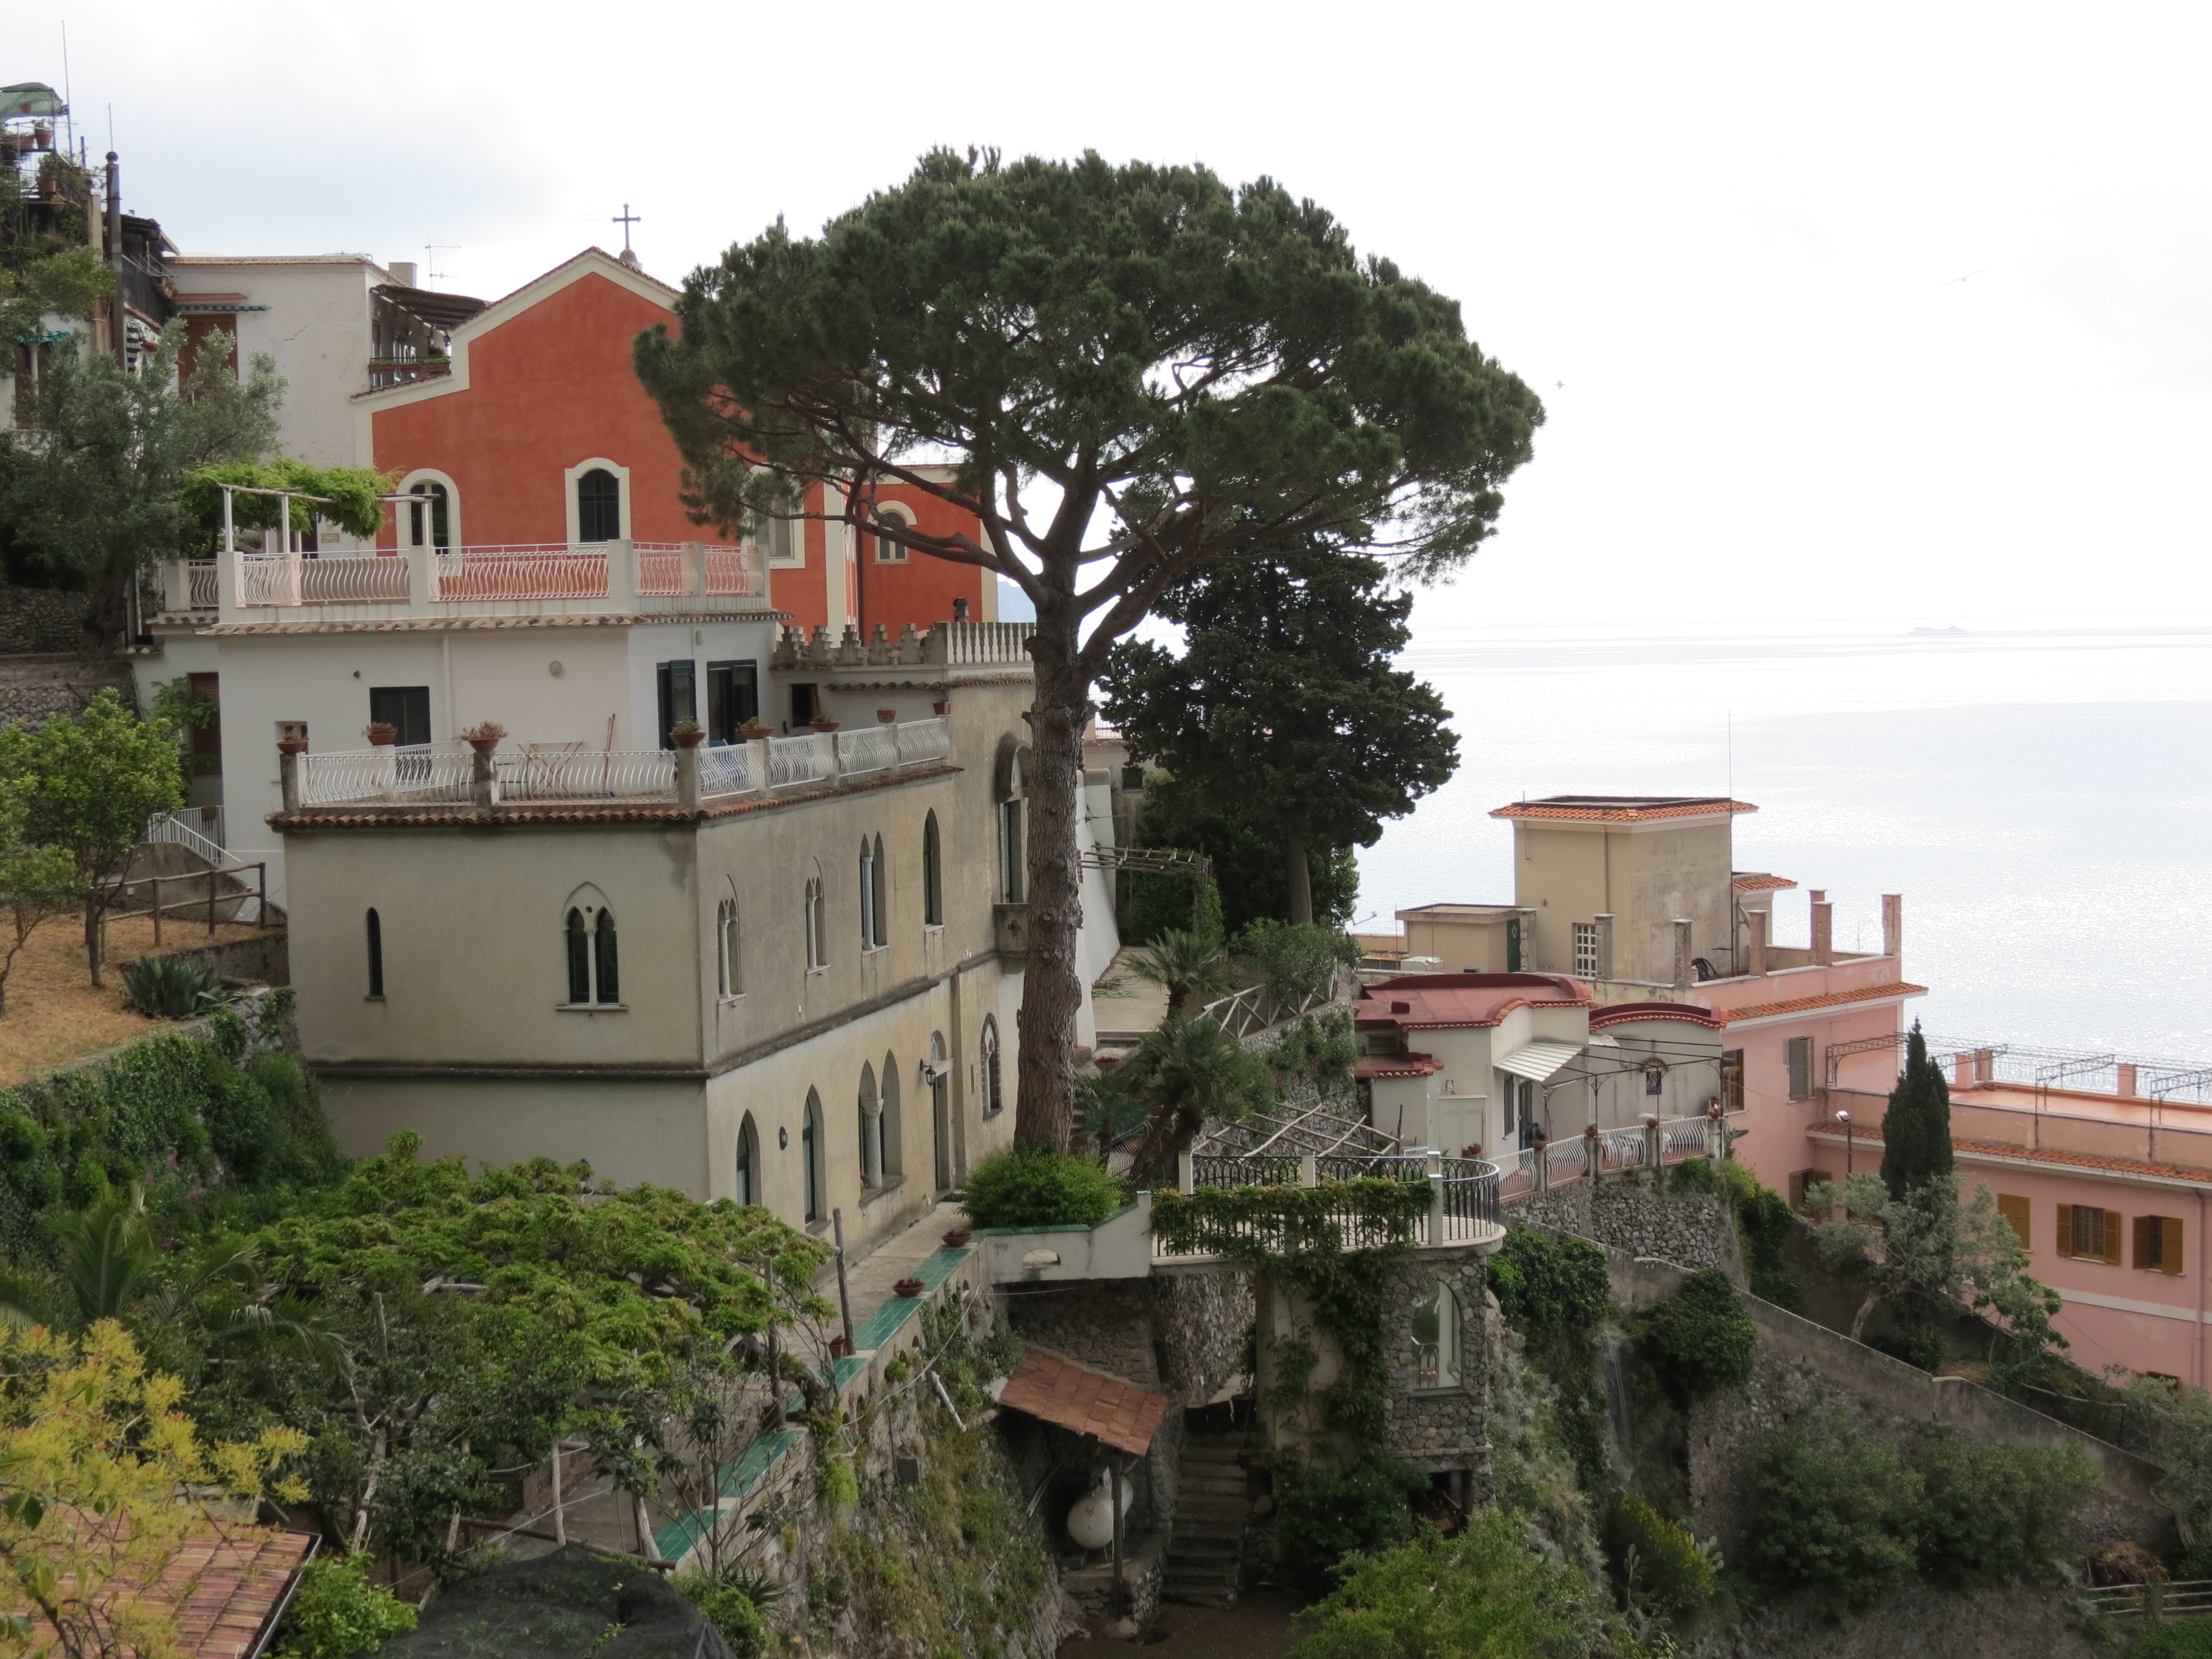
0, 653, 135, 726
1378, 1248, 1492, 1486
1516, 1176, 1743, 1279
0, 589, 91, 654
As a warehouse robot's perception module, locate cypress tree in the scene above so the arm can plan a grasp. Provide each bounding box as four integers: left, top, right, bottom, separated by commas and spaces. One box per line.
1880, 1021, 1955, 1199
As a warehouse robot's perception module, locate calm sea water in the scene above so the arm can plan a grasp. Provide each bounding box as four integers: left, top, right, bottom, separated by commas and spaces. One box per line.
1355, 619, 2212, 1060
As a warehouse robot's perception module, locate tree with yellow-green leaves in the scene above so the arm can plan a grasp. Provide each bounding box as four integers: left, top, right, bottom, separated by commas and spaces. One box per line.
0, 1321, 307, 1659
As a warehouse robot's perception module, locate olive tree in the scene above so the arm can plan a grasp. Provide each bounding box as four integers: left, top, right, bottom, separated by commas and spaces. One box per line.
636, 150, 1542, 1147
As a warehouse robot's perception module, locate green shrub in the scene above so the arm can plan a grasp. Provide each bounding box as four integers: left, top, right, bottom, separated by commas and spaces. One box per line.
1872, 1314, 1945, 1374
1289, 1511, 1599, 1659
1234, 920, 1360, 1006
1604, 1493, 1717, 1619
1272, 1451, 1427, 1594
1746, 1417, 1923, 1611
1916, 1437, 2096, 1583
2131, 1620, 2212, 1658
961, 1144, 1125, 1229
119, 954, 227, 1019
1639, 1269, 1756, 1400
674, 1564, 774, 1657
269, 1551, 418, 1658
1488, 1227, 1610, 1333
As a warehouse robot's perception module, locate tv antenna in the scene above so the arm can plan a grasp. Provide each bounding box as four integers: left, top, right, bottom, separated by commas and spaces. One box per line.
423, 245, 457, 285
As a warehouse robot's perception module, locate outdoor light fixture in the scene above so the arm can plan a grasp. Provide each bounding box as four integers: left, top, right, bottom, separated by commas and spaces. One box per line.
1835, 1108, 1853, 1176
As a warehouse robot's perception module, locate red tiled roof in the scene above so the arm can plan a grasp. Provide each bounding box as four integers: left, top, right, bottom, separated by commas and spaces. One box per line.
204, 612, 790, 634
998, 1349, 1168, 1456
1355, 1051, 1441, 1079
1810, 1128, 2212, 1188
1732, 874, 1797, 891
1355, 973, 1589, 1031
21, 1526, 316, 1658
1590, 1001, 1724, 1030
1490, 797, 1757, 823
1720, 982, 1927, 1025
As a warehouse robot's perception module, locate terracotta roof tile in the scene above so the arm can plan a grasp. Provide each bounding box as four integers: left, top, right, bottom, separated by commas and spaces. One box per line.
1590, 1001, 1724, 1030
998, 1349, 1168, 1456
22, 1525, 315, 1658
1355, 974, 1589, 1031
1355, 1051, 1441, 1079
1811, 1128, 2212, 1187
1490, 797, 1757, 824
1731, 874, 1798, 891
1720, 982, 1927, 1024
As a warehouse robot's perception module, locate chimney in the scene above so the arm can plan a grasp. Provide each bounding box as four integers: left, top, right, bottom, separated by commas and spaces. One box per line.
106, 152, 124, 368
1672, 919, 1693, 989
1746, 908, 1768, 976
952, 597, 971, 622
1811, 896, 1834, 967
1881, 893, 1903, 959
1594, 912, 1614, 981
388, 259, 417, 287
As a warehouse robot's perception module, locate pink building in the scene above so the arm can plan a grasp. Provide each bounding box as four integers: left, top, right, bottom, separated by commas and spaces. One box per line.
1803, 1048, 2212, 1387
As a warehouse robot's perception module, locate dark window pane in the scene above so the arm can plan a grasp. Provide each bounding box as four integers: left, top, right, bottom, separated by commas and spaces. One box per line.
566, 909, 591, 1004
790, 682, 816, 727
368, 686, 432, 747
594, 910, 620, 1004
366, 908, 383, 998
706, 661, 758, 743
655, 661, 697, 748
577, 468, 621, 542
409, 482, 450, 549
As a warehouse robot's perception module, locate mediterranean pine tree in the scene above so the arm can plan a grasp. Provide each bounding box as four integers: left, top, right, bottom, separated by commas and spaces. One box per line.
1880, 1021, 1955, 1199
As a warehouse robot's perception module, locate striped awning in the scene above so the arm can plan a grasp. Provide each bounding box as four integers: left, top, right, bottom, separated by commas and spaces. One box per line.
1494, 1039, 1584, 1083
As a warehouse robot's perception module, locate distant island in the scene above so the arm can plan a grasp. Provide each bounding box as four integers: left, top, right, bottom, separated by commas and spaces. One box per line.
1908, 625, 1969, 637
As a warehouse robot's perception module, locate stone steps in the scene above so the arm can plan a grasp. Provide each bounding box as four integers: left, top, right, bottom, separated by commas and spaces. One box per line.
1162, 1435, 1254, 1610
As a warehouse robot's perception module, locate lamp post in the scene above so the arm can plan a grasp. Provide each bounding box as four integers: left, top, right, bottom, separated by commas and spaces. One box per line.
1836, 1109, 1853, 1178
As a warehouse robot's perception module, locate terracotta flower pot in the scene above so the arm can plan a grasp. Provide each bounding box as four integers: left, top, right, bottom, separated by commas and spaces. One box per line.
942, 1228, 972, 1249
466, 737, 500, 755
276, 739, 308, 756
932, 701, 951, 716
877, 708, 898, 724
809, 719, 841, 733
828, 1335, 854, 1359
894, 1277, 926, 1298
670, 729, 705, 748
366, 728, 398, 747
740, 721, 773, 740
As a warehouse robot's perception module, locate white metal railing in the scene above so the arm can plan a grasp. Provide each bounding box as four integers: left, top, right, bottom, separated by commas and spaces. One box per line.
1495, 1114, 1725, 1204
834, 724, 896, 778
296, 745, 477, 806
1154, 1156, 1502, 1260
768, 732, 832, 788
631, 542, 758, 599
894, 716, 951, 765
697, 744, 757, 799
142, 808, 227, 863
435, 546, 607, 602
234, 552, 409, 607
1661, 1115, 1711, 1161
186, 560, 218, 611
1594, 1123, 1648, 1175
499, 749, 675, 802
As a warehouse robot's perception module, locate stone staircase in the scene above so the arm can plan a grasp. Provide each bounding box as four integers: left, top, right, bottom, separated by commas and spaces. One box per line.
1161, 1433, 1249, 1609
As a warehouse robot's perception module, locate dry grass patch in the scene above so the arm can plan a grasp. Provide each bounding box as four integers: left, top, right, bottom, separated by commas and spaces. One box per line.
0, 914, 273, 1087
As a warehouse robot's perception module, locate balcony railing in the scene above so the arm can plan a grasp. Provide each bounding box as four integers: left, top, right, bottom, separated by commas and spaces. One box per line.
161, 540, 770, 620
290, 717, 954, 811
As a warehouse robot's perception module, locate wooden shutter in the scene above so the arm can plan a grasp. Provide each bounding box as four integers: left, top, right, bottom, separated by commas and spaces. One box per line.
2135, 1215, 2154, 1269
2056, 1203, 2075, 1258
1997, 1194, 2030, 1248
2103, 1211, 2124, 1265
2164, 1216, 2186, 1276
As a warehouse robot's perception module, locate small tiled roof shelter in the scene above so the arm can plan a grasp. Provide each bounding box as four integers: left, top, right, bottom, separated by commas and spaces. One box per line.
19, 1526, 318, 1659
997, 1348, 1168, 1457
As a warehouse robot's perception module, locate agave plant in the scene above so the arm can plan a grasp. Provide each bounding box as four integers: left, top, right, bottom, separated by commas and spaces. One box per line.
120, 954, 228, 1019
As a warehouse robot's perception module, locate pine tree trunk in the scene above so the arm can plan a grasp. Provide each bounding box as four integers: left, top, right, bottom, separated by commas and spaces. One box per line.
1849, 1288, 1883, 1344
1013, 603, 1087, 1151
1284, 833, 1313, 927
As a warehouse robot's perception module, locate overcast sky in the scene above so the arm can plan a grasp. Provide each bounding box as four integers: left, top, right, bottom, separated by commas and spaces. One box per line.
22, 1, 2212, 631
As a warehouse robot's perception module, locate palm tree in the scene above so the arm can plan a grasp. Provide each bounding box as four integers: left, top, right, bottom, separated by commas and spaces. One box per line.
1125, 1016, 1276, 1187
1125, 928, 1233, 1020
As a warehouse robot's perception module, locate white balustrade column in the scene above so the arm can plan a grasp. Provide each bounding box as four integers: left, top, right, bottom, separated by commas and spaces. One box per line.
606, 539, 637, 611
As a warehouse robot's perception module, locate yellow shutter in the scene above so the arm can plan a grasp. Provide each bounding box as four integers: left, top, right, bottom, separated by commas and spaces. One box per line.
1997, 1194, 2031, 1248
2056, 1203, 2075, 1258
2104, 1211, 2124, 1265
2165, 1216, 2186, 1276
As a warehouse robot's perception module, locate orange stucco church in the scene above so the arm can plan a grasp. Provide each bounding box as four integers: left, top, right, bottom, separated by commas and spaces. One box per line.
354, 247, 994, 637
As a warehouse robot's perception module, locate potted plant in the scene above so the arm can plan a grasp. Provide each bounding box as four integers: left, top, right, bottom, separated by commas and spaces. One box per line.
739, 717, 774, 740
364, 721, 399, 747
808, 714, 841, 733
932, 700, 951, 717
876, 707, 898, 724
942, 1226, 972, 1249
828, 1335, 854, 1359
276, 735, 309, 756
893, 1276, 927, 1298
461, 719, 507, 754
668, 717, 705, 749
